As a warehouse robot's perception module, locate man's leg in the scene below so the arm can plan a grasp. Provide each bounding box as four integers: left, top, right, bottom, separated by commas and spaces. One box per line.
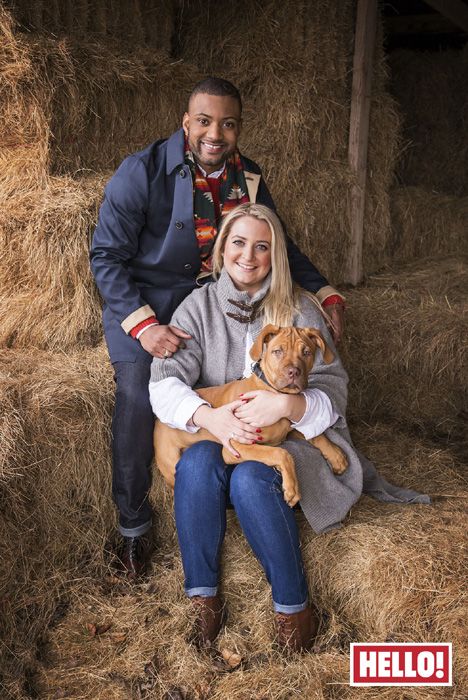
112, 358, 154, 575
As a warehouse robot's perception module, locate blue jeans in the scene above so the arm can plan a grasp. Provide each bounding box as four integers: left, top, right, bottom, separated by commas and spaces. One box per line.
174, 441, 309, 613
112, 359, 154, 536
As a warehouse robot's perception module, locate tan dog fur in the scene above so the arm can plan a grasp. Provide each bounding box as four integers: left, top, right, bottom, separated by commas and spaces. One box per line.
154, 325, 347, 507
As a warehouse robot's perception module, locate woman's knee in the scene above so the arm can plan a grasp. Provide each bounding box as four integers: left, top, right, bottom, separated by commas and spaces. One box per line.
175, 441, 224, 491
230, 461, 281, 503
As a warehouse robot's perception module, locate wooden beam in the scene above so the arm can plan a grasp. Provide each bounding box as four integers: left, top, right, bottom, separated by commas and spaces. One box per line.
423, 0, 468, 33
345, 0, 377, 286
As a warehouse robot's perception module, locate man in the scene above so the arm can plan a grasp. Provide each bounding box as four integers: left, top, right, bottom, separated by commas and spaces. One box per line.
90, 77, 345, 578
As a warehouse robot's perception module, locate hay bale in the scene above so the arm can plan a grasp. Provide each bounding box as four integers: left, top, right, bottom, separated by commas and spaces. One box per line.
302, 421, 467, 687
1, 5, 195, 187
18, 34, 201, 173
0, 361, 25, 485
390, 47, 468, 197
0, 5, 50, 193
175, 0, 402, 282
20, 344, 115, 548
390, 186, 468, 261
0, 173, 109, 351
5, 0, 175, 51
342, 256, 468, 444
0, 344, 115, 697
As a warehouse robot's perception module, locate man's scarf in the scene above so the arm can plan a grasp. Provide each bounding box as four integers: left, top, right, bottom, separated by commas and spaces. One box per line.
185, 138, 250, 273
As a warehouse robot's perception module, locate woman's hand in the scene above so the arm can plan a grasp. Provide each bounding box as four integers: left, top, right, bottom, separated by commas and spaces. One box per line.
192, 401, 261, 458
233, 390, 306, 427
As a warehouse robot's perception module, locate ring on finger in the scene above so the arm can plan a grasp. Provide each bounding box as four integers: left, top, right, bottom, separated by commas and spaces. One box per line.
163, 349, 170, 358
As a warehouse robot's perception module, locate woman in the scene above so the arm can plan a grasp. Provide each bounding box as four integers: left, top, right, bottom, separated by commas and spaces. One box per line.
149, 204, 429, 652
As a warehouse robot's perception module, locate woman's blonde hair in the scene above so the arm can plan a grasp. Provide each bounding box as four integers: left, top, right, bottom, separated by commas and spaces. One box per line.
211, 203, 299, 326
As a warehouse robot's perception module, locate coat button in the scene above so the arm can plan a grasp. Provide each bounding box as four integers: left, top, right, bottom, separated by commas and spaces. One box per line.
179, 169, 186, 178
184, 263, 192, 270
175, 221, 183, 229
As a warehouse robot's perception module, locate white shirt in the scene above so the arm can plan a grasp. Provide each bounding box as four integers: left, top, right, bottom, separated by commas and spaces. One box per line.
149, 330, 339, 439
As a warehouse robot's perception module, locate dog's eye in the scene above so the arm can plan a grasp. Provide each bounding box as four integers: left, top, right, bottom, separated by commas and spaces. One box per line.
272, 348, 283, 355
303, 348, 313, 356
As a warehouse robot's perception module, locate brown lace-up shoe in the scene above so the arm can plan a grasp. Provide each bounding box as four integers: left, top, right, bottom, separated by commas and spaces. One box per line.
114, 534, 153, 580
275, 606, 319, 653
190, 595, 226, 648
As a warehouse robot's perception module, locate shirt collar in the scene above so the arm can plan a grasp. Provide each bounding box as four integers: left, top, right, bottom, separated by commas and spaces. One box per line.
197, 162, 226, 179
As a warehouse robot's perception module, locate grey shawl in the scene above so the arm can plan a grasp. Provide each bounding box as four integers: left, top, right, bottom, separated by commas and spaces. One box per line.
150, 268, 430, 533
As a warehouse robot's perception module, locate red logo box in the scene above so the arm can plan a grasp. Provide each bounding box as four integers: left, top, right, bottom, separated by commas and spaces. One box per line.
350, 643, 452, 686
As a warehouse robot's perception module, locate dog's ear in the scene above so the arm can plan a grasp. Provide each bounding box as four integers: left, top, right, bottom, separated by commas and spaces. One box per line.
249, 324, 281, 361
305, 328, 334, 364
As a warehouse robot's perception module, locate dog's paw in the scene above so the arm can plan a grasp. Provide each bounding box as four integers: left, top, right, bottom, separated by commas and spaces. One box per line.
282, 481, 301, 508
328, 446, 348, 475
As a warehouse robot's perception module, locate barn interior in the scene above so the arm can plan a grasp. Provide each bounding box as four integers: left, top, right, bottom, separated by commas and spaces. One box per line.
0, 1, 467, 698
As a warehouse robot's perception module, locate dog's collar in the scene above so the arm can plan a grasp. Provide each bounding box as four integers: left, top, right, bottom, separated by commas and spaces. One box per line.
251, 361, 273, 388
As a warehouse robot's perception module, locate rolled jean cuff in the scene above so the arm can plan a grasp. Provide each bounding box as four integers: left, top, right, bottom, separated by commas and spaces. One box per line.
186, 586, 218, 598
273, 597, 308, 614
119, 519, 152, 538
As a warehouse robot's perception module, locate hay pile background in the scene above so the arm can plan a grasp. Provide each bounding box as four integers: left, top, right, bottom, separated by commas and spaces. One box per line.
342, 256, 468, 449
0, 345, 115, 697
387, 46, 468, 267
0, 174, 108, 350
17, 423, 468, 699
390, 47, 468, 197
0, 1, 467, 698
390, 187, 468, 261
5, 0, 175, 52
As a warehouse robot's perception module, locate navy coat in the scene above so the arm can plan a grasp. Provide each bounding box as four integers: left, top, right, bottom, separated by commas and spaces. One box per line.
90, 128, 328, 362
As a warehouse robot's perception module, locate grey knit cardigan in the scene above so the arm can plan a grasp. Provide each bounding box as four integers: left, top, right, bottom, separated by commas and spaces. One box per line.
150, 268, 430, 533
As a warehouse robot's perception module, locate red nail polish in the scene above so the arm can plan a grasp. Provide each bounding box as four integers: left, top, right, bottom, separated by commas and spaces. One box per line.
251, 440, 256, 444
257, 436, 263, 441
256, 428, 262, 433
239, 393, 244, 397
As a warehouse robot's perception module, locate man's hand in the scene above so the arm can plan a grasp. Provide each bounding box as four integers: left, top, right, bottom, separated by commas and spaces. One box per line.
192, 401, 261, 458
138, 324, 191, 359
324, 303, 345, 344
234, 390, 306, 426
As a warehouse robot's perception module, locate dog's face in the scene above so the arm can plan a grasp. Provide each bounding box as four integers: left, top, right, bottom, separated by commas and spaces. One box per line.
249, 325, 334, 394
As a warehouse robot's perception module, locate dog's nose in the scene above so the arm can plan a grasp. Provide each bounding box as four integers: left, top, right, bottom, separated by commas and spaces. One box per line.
287, 366, 300, 379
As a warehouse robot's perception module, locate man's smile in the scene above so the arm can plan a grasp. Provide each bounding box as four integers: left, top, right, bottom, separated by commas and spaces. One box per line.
200, 140, 225, 152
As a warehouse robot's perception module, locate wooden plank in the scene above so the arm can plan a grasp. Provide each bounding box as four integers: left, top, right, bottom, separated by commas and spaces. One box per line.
345, 0, 378, 286
423, 0, 468, 33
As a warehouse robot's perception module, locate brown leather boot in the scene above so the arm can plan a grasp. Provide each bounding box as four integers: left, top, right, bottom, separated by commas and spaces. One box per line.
190, 595, 226, 648
114, 534, 153, 580
275, 606, 319, 653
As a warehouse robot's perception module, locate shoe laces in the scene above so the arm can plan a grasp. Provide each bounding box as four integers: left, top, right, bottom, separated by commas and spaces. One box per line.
127, 536, 141, 560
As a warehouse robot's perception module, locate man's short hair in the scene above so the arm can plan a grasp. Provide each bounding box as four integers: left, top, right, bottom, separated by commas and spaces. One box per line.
188, 77, 242, 112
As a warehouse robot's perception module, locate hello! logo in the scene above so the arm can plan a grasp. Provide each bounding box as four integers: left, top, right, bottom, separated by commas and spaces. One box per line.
350, 643, 452, 686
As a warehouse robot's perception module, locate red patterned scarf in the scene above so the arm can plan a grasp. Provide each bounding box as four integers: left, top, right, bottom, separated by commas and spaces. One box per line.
185, 138, 250, 273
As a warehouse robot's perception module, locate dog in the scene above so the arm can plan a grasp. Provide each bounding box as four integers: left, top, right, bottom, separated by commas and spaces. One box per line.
154, 324, 347, 507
